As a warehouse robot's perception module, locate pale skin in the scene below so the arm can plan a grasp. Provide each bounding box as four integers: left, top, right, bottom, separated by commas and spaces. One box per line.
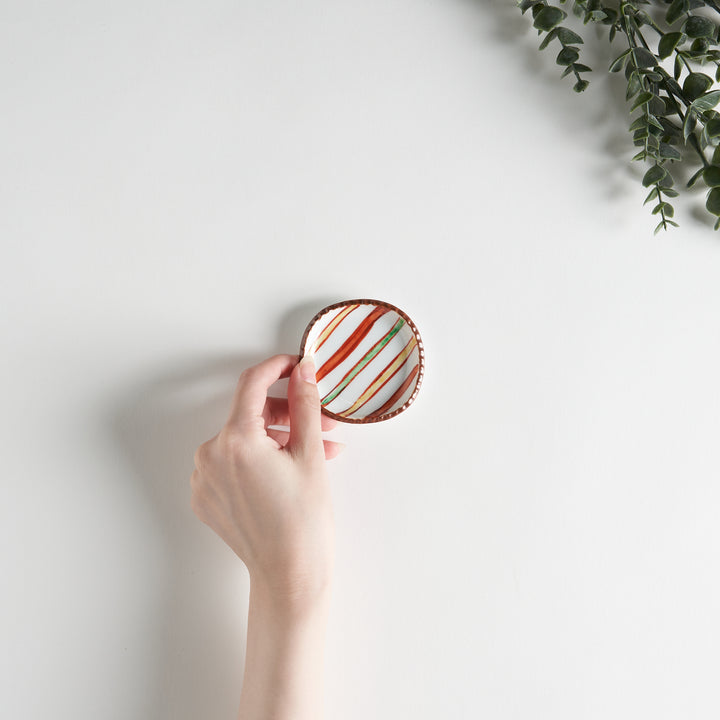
190, 354, 344, 720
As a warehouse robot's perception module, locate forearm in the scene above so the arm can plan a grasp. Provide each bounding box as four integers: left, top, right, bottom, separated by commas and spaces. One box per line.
238, 582, 331, 720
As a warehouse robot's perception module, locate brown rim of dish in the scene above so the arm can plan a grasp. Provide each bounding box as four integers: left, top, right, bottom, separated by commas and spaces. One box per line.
298, 298, 425, 424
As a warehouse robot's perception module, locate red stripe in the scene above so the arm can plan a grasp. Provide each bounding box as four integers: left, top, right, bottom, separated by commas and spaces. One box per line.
314, 304, 358, 354
316, 306, 390, 382
365, 363, 420, 419
339, 338, 416, 417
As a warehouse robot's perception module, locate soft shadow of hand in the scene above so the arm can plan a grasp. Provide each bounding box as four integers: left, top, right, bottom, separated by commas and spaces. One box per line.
107, 298, 338, 719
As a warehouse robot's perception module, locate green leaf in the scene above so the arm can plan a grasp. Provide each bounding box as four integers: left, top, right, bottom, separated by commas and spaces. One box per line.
674, 53, 683, 80
648, 115, 665, 131
539, 28, 558, 50
627, 75, 643, 101
557, 27, 583, 44
518, 0, 537, 13
610, 49, 631, 72
706, 187, 720, 215
707, 118, 720, 137
690, 38, 710, 55
557, 46, 580, 65
658, 31, 685, 59
629, 116, 647, 132
687, 167, 705, 187
663, 188, 680, 197
715, 217, 720, 230
660, 117, 683, 138
643, 165, 668, 187
572, 63, 592, 73
703, 166, 720, 187
645, 73, 665, 86
632, 150, 647, 161
666, 0, 687, 25
630, 91, 654, 112
533, 6, 567, 31
652, 202, 672, 216
683, 109, 697, 141
574, 78, 590, 93
644, 187, 659, 205
691, 90, 720, 114
683, 72, 714, 101
633, 48, 658, 68
684, 16, 715, 39
648, 97, 667, 118
659, 142, 682, 159
603, 8, 618, 26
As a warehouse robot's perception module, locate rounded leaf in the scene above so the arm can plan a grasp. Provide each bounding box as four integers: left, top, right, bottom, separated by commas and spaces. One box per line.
557, 27, 583, 44
533, 6, 567, 32
643, 165, 668, 187
684, 16, 715, 39
690, 38, 710, 54
683, 72, 714, 101
573, 78, 590, 93
703, 166, 720, 187
557, 46, 580, 65
706, 187, 720, 215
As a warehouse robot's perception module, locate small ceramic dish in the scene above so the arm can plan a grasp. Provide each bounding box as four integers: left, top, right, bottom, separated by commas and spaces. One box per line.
299, 299, 424, 423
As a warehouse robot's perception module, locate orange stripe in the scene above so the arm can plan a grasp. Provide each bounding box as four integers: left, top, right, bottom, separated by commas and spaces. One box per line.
365, 363, 420, 419
316, 306, 390, 382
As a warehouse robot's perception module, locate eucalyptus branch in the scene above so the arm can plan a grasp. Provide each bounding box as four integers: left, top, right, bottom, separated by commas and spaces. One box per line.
517, 0, 720, 231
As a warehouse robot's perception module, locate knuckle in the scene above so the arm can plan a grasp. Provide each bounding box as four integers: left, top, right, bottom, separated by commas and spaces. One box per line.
193, 442, 212, 470
238, 366, 259, 386
217, 427, 250, 462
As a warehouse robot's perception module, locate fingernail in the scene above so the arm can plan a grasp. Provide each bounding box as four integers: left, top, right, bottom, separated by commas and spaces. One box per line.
298, 356, 317, 385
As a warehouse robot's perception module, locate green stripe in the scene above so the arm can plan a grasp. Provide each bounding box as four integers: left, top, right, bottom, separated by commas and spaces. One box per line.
321, 318, 405, 405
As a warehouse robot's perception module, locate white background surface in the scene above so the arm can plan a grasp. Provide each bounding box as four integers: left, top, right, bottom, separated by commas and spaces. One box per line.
3, 1, 720, 718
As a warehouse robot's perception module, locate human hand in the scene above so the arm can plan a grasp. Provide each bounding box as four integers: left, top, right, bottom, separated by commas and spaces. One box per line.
190, 354, 344, 608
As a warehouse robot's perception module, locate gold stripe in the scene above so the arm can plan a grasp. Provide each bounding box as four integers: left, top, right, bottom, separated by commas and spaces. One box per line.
311, 304, 357, 354
341, 340, 416, 416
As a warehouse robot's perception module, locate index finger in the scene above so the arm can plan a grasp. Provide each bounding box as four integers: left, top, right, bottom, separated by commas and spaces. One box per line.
226, 354, 299, 429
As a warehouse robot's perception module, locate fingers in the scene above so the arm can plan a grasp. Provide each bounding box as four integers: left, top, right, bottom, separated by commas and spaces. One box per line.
285, 356, 324, 459
226, 354, 297, 429
263, 397, 338, 432
267, 428, 345, 460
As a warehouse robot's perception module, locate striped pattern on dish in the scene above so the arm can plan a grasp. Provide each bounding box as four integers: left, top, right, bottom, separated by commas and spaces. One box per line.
301, 300, 423, 422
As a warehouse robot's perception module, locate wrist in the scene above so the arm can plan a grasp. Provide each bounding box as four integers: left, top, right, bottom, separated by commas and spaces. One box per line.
249, 572, 333, 620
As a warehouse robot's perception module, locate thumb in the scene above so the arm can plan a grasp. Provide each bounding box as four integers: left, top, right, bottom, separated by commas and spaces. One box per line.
286, 356, 324, 459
